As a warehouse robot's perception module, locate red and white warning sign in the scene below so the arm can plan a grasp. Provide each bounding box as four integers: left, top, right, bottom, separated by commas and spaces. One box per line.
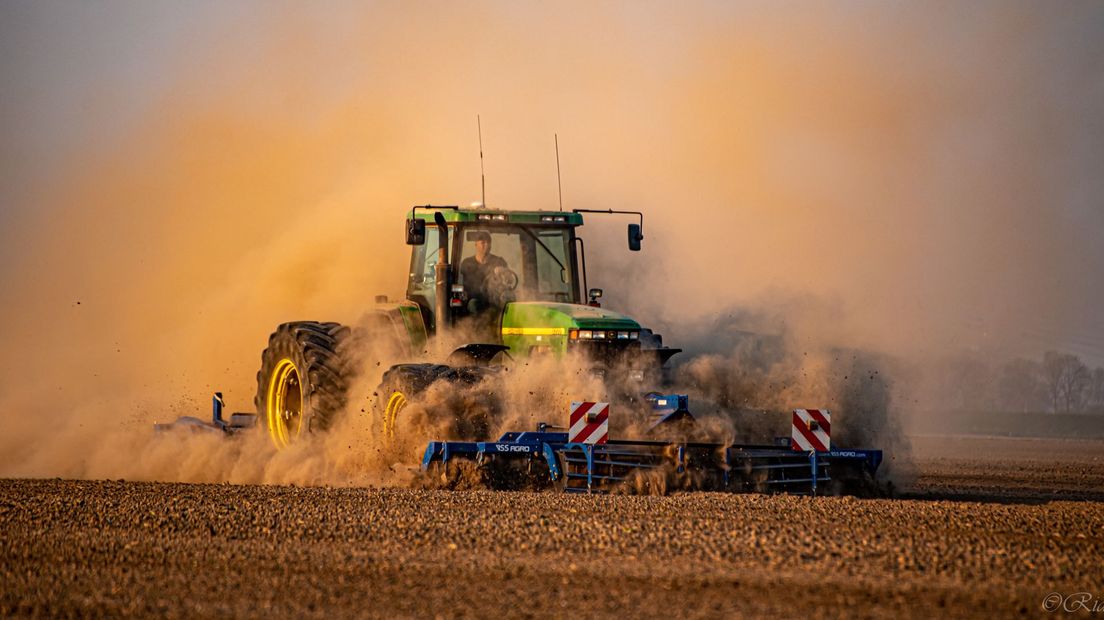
791, 408, 831, 452
569, 402, 609, 444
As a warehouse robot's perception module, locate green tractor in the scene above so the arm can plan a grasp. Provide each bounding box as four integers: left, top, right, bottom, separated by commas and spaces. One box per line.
255, 205, 681, 449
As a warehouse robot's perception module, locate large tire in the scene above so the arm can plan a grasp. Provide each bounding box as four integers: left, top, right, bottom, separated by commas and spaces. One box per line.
375, 363, 501, 442
255, 321, 353, 449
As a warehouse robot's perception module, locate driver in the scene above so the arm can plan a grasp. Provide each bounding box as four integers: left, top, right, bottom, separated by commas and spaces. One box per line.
460, 231, 510, 309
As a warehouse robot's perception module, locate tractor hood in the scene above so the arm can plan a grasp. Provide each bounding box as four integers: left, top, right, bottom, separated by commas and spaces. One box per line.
499, 302, 642, 355
502, 302, 641, 333
499, 300, 644, 355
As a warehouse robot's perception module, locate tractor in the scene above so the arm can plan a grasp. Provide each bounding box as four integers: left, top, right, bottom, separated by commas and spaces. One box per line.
158, 203, 884, 495
254, 205, 680, 449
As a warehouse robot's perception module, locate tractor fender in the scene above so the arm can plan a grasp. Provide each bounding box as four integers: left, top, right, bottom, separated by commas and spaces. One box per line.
353, 301, 428, 358
447, 343, 510, 366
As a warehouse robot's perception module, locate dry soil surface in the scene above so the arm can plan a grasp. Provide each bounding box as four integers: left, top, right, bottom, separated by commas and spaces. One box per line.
2, 436, 1103, 618
906, 435, 1104, 502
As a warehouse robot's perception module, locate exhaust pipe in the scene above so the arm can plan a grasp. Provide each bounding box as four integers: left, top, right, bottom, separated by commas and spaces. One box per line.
433, 211, 450, 336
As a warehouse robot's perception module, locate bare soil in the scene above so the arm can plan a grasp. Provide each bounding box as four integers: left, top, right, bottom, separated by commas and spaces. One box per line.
2, 436, 1102, 618
906, 435, 1104, 502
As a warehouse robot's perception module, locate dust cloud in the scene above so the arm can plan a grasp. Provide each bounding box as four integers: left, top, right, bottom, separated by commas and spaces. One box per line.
0, 3, 1100, 485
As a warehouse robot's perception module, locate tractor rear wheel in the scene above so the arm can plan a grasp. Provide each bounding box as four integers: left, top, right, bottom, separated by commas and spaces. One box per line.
255, 321, 353, 449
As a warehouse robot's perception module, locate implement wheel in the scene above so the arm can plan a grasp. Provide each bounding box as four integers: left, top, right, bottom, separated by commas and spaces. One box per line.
255, 321, 352, 449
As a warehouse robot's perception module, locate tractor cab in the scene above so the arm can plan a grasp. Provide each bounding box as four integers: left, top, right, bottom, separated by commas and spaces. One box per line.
406, 210, 583, 328
402, 205, 662, 365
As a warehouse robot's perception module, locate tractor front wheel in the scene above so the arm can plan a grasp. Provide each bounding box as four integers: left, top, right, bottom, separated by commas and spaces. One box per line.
374, 363, 502, 443
374, 364, 450, 442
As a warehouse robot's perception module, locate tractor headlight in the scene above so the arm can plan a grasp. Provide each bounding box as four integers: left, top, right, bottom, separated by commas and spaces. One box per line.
569, 329, 639, 341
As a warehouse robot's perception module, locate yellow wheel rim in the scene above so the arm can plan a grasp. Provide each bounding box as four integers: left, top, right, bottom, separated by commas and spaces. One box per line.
266, 358, 303, 449
383, 391, 407, 440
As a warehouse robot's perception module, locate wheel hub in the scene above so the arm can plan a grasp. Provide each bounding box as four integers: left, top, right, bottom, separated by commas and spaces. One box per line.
383, 391, 408, 440
266, 358, 303, 449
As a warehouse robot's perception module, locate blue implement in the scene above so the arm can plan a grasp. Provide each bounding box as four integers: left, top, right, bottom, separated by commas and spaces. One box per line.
420, 429, 883, 496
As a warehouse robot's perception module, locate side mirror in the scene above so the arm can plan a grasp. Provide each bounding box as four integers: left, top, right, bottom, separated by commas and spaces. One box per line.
628, 223, 643, 251
406, 219, 426, 245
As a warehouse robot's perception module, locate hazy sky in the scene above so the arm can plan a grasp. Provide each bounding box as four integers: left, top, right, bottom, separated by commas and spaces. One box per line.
1, 0, 1102, 390
1, 3, 223, 201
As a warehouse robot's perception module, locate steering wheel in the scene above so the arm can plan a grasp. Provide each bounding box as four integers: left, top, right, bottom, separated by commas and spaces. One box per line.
484, 267, 519, 307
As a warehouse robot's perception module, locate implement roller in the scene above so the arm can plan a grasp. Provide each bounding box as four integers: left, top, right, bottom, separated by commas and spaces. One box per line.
420, 394, 883, 495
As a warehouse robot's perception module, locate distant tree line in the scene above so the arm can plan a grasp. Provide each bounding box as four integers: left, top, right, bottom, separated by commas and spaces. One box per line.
929, 351, 1104, 414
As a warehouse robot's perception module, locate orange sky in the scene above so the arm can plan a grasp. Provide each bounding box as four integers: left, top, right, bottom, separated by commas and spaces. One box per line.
0, 1, 1102, 425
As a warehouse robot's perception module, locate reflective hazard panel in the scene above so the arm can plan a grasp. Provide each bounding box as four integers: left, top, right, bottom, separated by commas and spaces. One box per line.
569, 402, 609, 444
792, 409, 831, 452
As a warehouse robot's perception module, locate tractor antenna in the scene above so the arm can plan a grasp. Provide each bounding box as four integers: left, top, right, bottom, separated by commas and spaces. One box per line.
555, 133, 563, 211
478, 115, 486, 208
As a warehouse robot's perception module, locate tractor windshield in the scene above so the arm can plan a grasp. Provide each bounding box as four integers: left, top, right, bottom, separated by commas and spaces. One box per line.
457, 225, 576, 304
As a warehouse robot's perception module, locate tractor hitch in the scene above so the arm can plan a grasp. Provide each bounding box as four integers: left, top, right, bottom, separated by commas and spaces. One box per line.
153, 393, 257, 436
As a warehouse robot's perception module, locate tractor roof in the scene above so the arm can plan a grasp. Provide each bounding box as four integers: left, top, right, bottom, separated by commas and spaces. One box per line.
408, 206, 583, 226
